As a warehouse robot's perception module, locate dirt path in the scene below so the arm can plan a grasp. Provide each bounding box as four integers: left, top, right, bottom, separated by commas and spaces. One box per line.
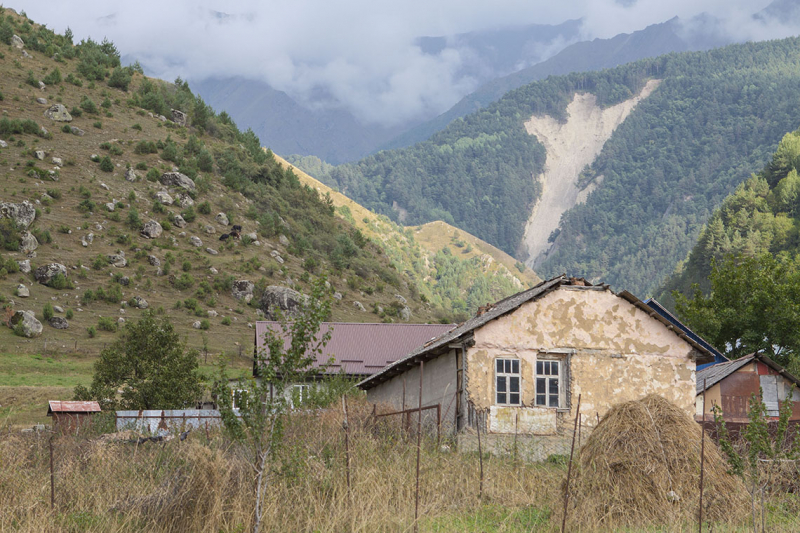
521, 79, 661, 266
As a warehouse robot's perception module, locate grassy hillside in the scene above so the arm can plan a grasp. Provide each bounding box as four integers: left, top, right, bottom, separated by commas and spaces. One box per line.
321, 37, 800, 297
0, 7, 443, 366
276, 155, 539, 320
658, 127, 800, 306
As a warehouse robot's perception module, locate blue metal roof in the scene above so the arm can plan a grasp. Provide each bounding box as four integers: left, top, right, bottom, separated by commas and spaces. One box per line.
644, 298, 728, 370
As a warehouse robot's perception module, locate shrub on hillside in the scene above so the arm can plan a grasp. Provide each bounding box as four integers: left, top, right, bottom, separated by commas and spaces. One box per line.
99, 156, 113, 172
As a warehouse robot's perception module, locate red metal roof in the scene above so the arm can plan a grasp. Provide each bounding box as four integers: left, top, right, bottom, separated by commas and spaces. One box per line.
47, 401, 102, 414
254, 322, 455, 376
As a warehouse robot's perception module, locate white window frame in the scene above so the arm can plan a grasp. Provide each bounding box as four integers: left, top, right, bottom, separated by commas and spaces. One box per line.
535, 358, 565, 409
231, 389, 248, 410
495, 357, 521, 406
290, 384, 311, 408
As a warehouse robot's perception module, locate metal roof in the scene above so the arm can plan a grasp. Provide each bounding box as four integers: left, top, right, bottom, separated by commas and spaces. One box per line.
696, 352, 800, 395
254, 321, 455, 377
358, 275, 718, 390
47, 400, 101, 414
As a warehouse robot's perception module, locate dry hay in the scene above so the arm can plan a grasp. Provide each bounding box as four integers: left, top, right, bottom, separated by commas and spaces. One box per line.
568, 394, 749, 529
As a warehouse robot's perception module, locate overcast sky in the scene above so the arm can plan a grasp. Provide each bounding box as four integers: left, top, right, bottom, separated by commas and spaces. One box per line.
7, 0, 795, 125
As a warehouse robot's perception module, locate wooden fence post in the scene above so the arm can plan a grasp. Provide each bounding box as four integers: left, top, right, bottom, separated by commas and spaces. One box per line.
561, 394, 581, 533
414, 360, 424, 533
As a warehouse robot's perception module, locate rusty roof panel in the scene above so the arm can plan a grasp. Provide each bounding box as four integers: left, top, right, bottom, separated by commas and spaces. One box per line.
254, 322, 455, 377
48, 400, 101, 414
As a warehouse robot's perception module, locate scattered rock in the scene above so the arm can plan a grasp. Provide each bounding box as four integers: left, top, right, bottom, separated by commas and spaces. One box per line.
245, 232, 258, 241
107, 252, 127, 268
129, 296, 149, 309
38, 81, 45, 90
204, 225, 216, 235
117, 317, 125, 325
207, 310, 218, 318
154, 191, 174, 205
11, 34, 24, 49
159, 172, 196, 193
176, 193, 194, 208
34, 150, 44, 160
171, 109, 187, 127
17, 259, 31, 273
395, 294, 407, 305
279, 234, 289, 246
70, 126, 85, 136
21, 49, 31, 58
86, 233, 94, 244
232, 280, 254, 301
140, 220, 163, 239
258, 286, 308, 320
189, 236, 203, 247
353, 301, 366, 312
20, 231, 38, 253
270, 250, 284, 264
43, 103, 72, 122
117, 276, 130, 286
157, 115, 167, 122
104, 202, 117, 213
147, 255, 161, 267
34, 263, 67, 285
100, 182, 110, 191
0, 201, 36, 229
192, 321, 202, 329
16, 284, 29, 298
36, 97, 47, 105
333, 292, 342, 300
51, 157, 62, 166
49, 316, 69, 329
9, 311, 42, 338
215, 213, 229, 226
173, 214, 187, 228
400, 306, 412, 321
0, 140, 7, 148
205, 247, 218, 255
209, 267, 218, 275
53, 305, 64, 313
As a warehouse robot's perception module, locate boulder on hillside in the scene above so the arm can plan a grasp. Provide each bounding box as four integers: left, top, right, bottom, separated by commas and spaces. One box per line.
43, 104, 73, 122
49, 316, 69, 330
216, 213, 229, 226
147, 255, 161, 267
0, 201, 36, 228
34, 263, 67, 285
159, 172, 196, 193
16, 284, 29, 298
173, 214, 187, 228
154, 191, 174, 205
140, 220, 163, 239
189, 235, 203, 247
124, 168, 137, 182
107, 252, 127, 267
232, 280, 254, 301
129, 296, 149, 309
171, 109, 187, 127
17, 259, 31, 273
20, 231, 38, 253
70, 126, 85, 136
177, 193, 194, 208
9, 311, 43, 338
258, 286, 308, 320
11, 35, 24, 49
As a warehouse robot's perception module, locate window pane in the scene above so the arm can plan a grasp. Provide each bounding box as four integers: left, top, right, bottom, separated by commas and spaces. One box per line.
552, 361, 560, 375
536, 377, 545, 394
549, 394, 559, 407
496, 359, 503, 372
509, 393, 519, 405
510, 376, 519, 393
549, 378, 559, 395
497, 392, 506, 404
497, 376, 506, 392
512, 360, 519, 374
505, 360, 512, 373
536, 394, 546, 405
536, 361, 543, 374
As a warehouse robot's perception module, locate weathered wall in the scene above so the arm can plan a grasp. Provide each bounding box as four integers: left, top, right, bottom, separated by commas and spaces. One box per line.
466, 287, 696, 437
367, 350, 458, 434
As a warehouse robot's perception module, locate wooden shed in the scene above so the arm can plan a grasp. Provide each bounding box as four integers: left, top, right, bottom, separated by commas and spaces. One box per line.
47, 401, 101, 434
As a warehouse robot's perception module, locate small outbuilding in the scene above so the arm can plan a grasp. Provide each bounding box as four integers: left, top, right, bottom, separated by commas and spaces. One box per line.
47, 400, 101, 434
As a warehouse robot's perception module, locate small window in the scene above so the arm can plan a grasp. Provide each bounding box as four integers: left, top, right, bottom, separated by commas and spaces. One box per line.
535, 359, 561, 408
291, 384, 310, 408
232, 389, 248, 410
495, 358, 521, 405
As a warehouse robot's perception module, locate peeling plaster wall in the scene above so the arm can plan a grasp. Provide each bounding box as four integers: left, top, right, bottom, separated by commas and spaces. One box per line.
466, 287, 696, 439
366, 349, 458, 434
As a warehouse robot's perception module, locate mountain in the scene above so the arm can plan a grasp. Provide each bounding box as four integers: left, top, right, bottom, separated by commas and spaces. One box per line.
0, 9, 450, 358
382, 17, 730, 151
657, 127, 800, 306
319, 37, 800, 297
274, 155, 540, 320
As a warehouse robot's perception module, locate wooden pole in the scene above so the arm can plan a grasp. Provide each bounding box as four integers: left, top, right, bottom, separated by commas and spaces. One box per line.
477, 406, 484, 500
413, 361, 424, 532
561, 394, 581, 533
513, 410, 519, 465
49, 436, 55, 509
342, 395, 351, 494
699, 378, 707, 533
402, 377, 407, 438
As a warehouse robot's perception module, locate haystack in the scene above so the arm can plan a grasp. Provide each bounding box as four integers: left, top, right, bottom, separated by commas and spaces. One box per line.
568, 394, 749, 528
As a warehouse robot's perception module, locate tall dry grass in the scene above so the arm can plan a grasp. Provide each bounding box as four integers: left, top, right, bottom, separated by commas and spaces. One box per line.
0, 396, 798, 532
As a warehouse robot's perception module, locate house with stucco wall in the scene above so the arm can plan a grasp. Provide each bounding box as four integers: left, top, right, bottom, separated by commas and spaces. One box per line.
358, 275, 716, 460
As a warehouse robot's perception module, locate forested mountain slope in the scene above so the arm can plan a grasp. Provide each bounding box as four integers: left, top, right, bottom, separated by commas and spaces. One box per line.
321, 37, 800, 297
658, 128, 800, 305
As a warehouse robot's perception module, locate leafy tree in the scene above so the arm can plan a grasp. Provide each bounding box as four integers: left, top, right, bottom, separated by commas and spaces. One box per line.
214, 275, 332, 533
74, 312, 202, 410
674, 253, 800, 373
107, 67, 132, 91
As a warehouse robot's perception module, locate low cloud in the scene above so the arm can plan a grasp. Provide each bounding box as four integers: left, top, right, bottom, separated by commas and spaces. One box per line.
8, 0, 797, 126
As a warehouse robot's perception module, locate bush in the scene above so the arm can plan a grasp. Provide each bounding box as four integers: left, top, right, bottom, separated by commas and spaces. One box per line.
134, 140, 158, 154
221, 316, 232, 326
87, 326, 97, 338
65, 309, 74, 319
80, 96, 98, 114
199, 319, 210, 330
99, 156, 113, 172
197, 201, 211, 215
174, 273, 195, 290
48, 273, 73, 290
43, 68, 62, 85
0, 218, 20, 251
43, 303, 54, 321
25, 70, 39, 88
127, 208, 141, 230
181, 206, 196, 223
61, 124, 71, 134
108, 67, 132, 91
135, 161, 147, 171
93, 121, 103, 129
98, 317, 117, 332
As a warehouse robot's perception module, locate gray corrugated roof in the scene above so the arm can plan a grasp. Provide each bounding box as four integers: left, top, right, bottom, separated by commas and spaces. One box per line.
695, 354, 755, 395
